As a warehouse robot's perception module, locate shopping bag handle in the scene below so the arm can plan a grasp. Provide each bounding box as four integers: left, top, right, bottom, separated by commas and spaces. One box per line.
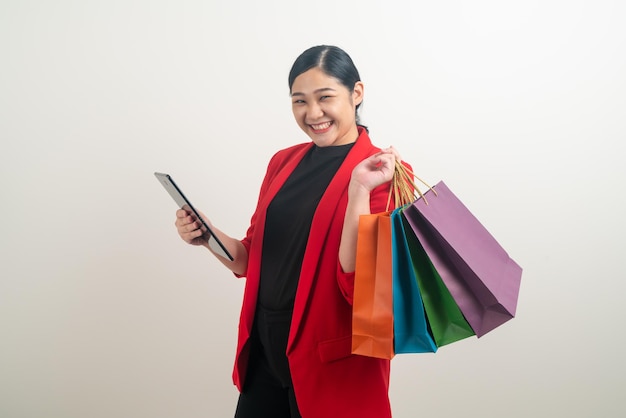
386, 161, 438, 211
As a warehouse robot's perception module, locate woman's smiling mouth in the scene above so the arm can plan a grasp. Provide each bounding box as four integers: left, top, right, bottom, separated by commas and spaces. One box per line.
310, 121, 333, 133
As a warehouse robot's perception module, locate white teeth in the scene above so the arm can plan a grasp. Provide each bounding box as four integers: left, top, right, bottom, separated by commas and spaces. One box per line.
311, 121, 332, 130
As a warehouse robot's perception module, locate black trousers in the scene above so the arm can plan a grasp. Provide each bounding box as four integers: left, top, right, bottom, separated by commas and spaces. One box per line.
234, 308, 302, 418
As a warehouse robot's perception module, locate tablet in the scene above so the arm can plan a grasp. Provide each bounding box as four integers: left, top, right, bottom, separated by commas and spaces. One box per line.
154, 172, 234, 261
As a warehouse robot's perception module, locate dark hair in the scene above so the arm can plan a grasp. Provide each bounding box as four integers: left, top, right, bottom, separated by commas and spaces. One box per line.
288, 45, 366, 130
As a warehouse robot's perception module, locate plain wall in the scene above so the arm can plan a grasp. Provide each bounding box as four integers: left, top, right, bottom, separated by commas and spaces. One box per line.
1, 0, 624, 417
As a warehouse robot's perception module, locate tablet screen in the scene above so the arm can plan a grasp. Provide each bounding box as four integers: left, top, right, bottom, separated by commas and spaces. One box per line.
154, 172, 234, 261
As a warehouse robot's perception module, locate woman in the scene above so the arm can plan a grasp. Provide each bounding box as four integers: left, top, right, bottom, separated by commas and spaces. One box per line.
176, 45, 406, 417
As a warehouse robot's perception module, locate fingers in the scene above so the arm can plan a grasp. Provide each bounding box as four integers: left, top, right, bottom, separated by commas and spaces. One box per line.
379, 146, 402, 162
182, 226, 204, 243
174, 209, 204, 243
175, 209, 195, 227
372, 150, 396, 172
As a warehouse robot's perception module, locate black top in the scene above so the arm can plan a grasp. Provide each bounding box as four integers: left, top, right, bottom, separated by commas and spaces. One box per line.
258, 142, 355, 311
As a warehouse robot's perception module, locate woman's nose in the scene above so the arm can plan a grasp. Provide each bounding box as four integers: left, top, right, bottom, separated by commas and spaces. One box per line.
307, 102, 324, 119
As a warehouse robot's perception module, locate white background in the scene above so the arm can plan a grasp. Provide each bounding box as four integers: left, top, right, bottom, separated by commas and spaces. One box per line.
1, 1, 624, 417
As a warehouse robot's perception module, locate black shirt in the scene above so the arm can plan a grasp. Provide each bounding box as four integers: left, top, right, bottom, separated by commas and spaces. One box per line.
258, 142, 354, 311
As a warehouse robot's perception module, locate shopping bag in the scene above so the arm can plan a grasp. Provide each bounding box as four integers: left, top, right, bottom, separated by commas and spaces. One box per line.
391, 207, 437, 353
403, 181, 522, 337
399, 210, 475, 346
352, 212, 395, 359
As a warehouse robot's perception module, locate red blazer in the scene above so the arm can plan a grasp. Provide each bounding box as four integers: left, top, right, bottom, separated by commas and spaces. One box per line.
234, 128, 395, 417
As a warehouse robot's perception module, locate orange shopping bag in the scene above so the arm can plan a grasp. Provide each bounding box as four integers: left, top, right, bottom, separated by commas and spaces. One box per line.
351, 212, 394, 359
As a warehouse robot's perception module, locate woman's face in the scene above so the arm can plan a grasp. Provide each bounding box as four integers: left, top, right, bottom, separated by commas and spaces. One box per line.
290, 67, 364, 147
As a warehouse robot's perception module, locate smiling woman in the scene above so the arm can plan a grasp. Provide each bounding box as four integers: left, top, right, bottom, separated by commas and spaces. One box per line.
174, 44, 407, 418
289, 45, 367, 146
290, 66, 364, 146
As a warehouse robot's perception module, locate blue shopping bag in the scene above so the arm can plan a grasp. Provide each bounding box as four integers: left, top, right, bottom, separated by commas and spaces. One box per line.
391, 207, 437, 353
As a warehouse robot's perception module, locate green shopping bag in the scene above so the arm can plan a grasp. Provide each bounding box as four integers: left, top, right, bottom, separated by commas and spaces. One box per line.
400, 210, 475, 346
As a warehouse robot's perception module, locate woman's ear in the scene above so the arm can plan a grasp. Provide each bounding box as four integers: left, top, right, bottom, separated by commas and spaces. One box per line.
352, 81, 364, 106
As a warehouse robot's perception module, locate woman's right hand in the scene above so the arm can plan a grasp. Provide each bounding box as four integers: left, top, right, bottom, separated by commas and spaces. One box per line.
175, 208, 208, 246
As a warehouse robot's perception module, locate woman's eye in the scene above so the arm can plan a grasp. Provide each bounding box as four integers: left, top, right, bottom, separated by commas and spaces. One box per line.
293, 99, 305, 104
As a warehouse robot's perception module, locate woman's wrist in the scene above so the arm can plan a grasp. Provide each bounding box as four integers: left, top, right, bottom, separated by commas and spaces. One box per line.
348, 178, 372, 200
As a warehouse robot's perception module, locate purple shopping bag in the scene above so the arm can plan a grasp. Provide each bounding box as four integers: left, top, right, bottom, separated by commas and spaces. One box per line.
403, 181, 522, 337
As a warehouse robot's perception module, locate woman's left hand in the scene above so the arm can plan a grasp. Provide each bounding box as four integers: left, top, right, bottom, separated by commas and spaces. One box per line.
339, 146, 402, 272
349, 146, 401, 193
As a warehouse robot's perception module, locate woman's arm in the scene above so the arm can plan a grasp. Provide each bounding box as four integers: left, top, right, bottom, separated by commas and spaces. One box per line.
339, 147, 398, 273
175, 209, 248, 276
